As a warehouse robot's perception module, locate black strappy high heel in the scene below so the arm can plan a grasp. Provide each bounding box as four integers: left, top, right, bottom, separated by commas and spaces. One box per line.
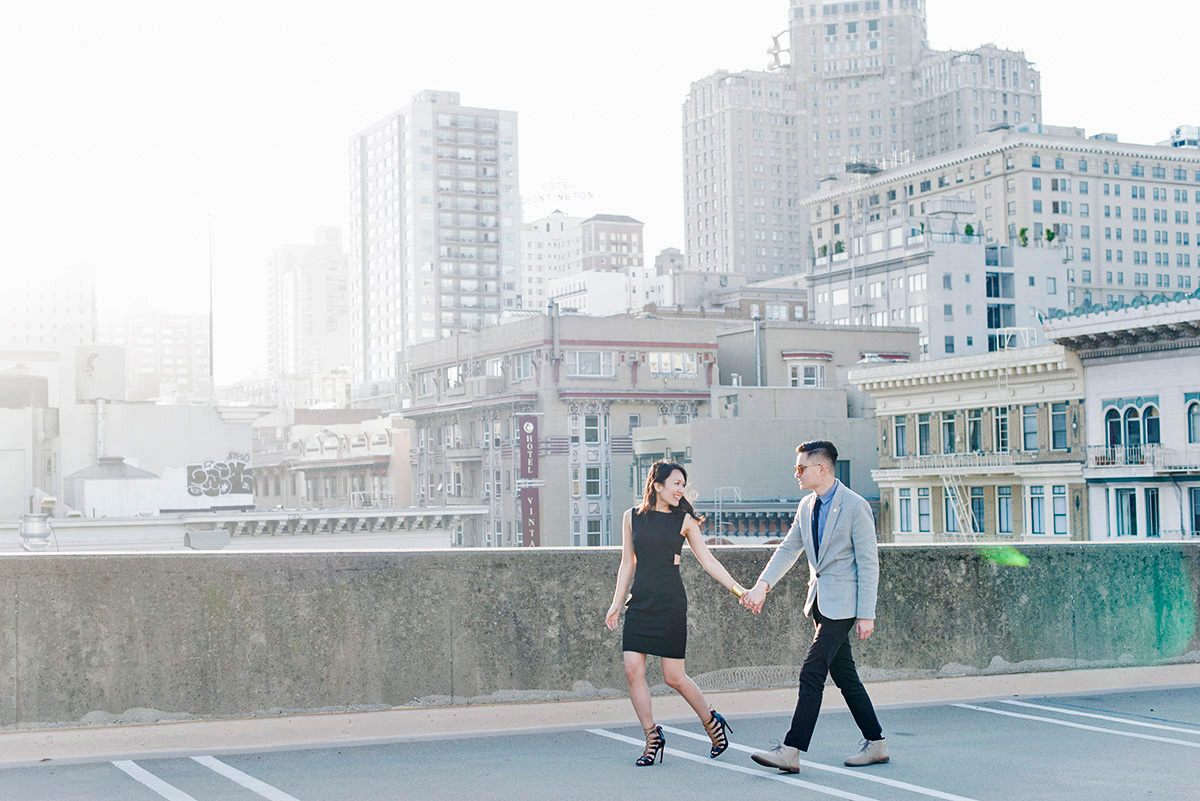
636, 725, 665, 766
703, 709, 732, 758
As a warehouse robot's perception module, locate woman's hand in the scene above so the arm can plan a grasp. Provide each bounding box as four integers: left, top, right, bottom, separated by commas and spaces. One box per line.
605, 604, 620, 631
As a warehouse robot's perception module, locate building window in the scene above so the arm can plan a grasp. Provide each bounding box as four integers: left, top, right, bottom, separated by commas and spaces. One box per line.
1022, 405, 1039, 451
568, 415, 580, 444
789, 363, 826, 387
628, 414, 641, 433
1116, 488, 1137, 537
1144, 488, 1159, 538
1051, 402, 1068, 450
570, 466, 581, 497
1029, 486, 1045, 535
649, 351, 698, 376
567, 350, 614, 377
941, 412, 956, 454
917, 487, 931, 533
944, 335, 955, 354
586, 518, 603, 546
899, 488, 912, 533
1105, 408, 1122, 448
584, 414, 601, 444
585, 467, 601, 497
1191, 488, 1200, 536
893, 416, 907, 458
512, 351, 535, 382
967, 409, 983, 452
1188, 402, 1200, 444
997, 487, 1013, 534
970, 487, 985, 533
994, 407, 1009, 452
944, 489, 959, 533
1144, 406, 1160, 445
918, 413, 931, 456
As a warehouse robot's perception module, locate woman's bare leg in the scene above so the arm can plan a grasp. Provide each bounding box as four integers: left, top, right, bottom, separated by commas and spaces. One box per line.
623, 651, 655, 730
661, 657, 714, 723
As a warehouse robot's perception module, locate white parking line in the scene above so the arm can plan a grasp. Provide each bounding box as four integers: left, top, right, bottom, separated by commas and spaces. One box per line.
998, 700, 1200, 735
191, 755, 302, 801
660, 724, 980, 801
587, 728, 884, 801
954, 704, 1200, 749
110, 761, 199, 801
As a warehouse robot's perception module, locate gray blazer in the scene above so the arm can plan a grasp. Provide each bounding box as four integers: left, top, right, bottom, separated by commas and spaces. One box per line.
756, 482, 879, 621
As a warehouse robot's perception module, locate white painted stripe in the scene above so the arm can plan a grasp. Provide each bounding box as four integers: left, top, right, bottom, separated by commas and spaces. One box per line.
191, 755, 302, 801
111, 761, 200, 801
998, 700, 1200, 735
587, 728, 883, 801
953, 704, 1200, 749
660, 724, 979, 801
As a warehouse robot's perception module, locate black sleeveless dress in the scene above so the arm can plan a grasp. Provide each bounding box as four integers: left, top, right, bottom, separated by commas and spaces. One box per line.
622, 507, 688, 659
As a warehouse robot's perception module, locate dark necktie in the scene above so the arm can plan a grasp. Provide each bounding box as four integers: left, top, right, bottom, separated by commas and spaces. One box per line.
812, 496, 823, 563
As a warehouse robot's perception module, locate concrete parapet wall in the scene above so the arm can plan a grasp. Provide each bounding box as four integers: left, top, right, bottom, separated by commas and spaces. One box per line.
2, 545, 1198, 729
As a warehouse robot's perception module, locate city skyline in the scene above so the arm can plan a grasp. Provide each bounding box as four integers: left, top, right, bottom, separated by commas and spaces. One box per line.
2, 0, 1197, 383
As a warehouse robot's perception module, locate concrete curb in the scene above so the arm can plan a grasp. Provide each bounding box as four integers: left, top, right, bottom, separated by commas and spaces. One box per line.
2, 664, 1197, 768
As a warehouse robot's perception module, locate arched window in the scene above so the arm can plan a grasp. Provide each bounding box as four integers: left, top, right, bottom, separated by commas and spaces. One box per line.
1123, 407, 1141, 448
1143, 406, 1160, 445
1189, 402, 1200, 444
1105, 408, 1122, 448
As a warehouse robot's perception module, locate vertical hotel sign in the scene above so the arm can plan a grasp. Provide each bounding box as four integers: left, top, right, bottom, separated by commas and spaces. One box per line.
517, 415, 540, 546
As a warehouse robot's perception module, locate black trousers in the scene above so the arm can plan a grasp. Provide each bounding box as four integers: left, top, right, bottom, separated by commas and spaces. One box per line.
783, 603, 884, 751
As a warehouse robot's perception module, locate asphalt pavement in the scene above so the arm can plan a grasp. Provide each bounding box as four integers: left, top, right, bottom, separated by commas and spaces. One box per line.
2, 686, 1197, 800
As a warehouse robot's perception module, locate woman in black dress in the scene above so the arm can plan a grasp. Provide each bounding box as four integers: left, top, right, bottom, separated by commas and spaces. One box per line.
605, 460, 747, 766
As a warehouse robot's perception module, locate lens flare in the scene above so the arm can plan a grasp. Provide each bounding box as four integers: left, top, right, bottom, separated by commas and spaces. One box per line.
977, 546, 1030, 567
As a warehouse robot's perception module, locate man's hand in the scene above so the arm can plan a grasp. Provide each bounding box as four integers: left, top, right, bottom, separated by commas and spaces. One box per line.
855, 618, 875, 641
740, 580, 769, 614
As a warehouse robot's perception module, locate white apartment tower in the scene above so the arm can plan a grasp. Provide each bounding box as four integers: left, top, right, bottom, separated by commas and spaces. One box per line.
681, 70, 803, 276
349, 90, 520, 406
266, 226, 349, 379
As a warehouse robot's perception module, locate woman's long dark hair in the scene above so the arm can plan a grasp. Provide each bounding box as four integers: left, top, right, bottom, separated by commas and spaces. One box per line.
636, 460, 705, 523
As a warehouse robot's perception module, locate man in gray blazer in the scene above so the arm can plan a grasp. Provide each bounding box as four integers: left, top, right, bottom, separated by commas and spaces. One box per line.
741, 440, 888, 772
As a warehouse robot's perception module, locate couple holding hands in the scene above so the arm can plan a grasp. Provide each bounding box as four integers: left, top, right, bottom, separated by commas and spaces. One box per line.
604, 440, 889, 773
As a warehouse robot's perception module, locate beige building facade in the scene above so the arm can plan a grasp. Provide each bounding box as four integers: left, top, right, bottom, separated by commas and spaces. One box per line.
849, 344, 1088, 542
403, 311, 718, 547
804, 126, 1200, 310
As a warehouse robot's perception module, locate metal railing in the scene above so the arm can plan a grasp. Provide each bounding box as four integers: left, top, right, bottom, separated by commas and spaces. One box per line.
890, 451, 1017, 471
1086, 444, 1200, 471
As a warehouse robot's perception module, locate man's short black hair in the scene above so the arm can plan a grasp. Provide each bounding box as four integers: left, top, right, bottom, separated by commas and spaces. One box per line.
796, 440, 838, 467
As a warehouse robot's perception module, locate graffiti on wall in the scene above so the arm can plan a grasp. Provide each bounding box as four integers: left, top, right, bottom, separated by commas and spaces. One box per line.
186, 452, 253, 497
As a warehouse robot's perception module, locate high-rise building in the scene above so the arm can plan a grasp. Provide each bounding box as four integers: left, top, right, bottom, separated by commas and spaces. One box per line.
98, 307, 211, 402
520, 210, 585, 309
681, 70, 803, 276
682, 2, 1041, 280
912, 43, 1042, 156
348, 90, 521, 408
265, 226, 350, 379
803, 124, 1200, 316
520, 212, 647, 312
786, 1, 1040, 179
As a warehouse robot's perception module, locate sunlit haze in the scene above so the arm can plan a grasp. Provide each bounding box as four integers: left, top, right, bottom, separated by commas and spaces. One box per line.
2, 0, 1195, 382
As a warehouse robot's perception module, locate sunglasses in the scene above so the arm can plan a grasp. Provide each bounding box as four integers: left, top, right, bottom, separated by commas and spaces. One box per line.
794, 463, 824, 476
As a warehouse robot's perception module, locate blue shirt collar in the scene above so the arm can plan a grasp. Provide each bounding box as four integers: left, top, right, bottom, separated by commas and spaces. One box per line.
817, 480, 840, 506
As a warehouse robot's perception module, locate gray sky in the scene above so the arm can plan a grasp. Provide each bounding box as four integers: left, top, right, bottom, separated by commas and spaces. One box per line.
2, 0, 1196, 383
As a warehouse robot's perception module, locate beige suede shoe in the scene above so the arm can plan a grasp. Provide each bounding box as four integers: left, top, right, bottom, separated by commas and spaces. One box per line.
750, 743, 800, 773
844, 738, 889, 766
